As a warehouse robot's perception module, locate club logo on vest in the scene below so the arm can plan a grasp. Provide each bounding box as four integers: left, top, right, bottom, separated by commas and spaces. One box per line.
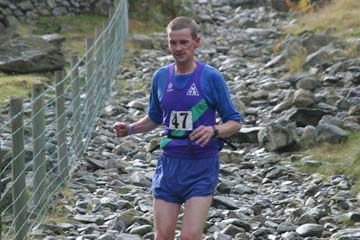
186, 83, 199, 96
166, 83, 174, 92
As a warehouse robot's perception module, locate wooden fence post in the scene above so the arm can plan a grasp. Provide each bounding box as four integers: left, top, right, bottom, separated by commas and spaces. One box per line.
70, 54, 81, 159
96, 27, 105, 96
31, 83, 46, 214
0, 144, 3, 239
55, 71, 68, 182
108, 6, 116, 81
10, 97, 28, 240
103, 23, 111, 95
85, 38, 95, 127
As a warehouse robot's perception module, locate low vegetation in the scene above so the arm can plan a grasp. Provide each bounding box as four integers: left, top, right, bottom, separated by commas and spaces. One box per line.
284, 0, 360, 192
0, 74, 51, 104
0, 0, 194, 106
282, 0, 360, 73
0, 15, 108, 106
285, 0, 360, 37
34, 15, 108, 56
42, 187, 74, 225
299, 133, 360, 192
1, 0, 359, 194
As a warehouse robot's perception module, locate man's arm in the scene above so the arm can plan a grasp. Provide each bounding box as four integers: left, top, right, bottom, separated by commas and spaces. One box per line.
189, 120, 241, 147
113, 115, 160, 137
213, 120, 241, 138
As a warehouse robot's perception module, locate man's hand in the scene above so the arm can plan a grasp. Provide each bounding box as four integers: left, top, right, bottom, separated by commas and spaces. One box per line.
189, 125, 215, 147
113, 122, 129, 138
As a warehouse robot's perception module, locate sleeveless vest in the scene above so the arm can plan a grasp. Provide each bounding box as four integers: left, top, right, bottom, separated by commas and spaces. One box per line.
159, 61, 219, 158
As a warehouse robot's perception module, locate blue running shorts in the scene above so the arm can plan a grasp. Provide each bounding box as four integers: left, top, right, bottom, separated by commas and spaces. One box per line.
152, 154, 220, 204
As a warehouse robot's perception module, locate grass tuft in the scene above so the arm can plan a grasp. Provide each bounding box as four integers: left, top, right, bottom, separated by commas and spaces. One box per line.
285, 47, 308, 74
285, 0, 360, 37
33, 15, 108, 56
0, 75, 51, 105
300, 132, 360, 192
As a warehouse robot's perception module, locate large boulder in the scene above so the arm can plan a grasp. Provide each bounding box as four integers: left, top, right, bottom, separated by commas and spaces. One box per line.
0, 35, 66, 73
0, 16, 19, 43
258, 120, 299, 152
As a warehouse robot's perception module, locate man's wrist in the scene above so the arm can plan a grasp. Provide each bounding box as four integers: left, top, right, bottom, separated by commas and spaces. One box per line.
212, 125, 219, 137
128, 124, 135, 135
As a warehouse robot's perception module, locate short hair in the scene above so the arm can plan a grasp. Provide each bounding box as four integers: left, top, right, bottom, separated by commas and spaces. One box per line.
166, 16, 198, 39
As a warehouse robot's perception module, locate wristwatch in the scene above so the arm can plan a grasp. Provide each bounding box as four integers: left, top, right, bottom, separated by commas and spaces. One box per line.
212, 125, 219, 137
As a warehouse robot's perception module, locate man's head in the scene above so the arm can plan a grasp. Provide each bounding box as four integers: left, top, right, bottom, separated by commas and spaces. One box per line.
166, 17, 200, 68
166, 16, 198, 39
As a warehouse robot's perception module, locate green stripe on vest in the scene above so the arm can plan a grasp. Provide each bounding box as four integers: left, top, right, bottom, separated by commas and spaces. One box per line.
160, 99, 209, 149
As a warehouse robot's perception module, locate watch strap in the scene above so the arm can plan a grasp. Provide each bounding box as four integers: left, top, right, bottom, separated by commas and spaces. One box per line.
212, 125, 219, 137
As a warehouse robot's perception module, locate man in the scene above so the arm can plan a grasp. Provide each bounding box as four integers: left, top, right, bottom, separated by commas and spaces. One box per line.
113, 16, 242, 240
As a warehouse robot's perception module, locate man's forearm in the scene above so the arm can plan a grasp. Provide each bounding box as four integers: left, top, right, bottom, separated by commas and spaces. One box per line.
131, 115, 160, 134
216, 120, 241, 138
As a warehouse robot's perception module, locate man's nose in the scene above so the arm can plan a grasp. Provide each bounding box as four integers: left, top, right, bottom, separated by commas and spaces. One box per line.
174, 43, 183, 51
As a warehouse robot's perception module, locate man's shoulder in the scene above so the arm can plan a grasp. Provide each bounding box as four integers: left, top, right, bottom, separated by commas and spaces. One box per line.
154, 64, 170, 78
202, 63, 223, 79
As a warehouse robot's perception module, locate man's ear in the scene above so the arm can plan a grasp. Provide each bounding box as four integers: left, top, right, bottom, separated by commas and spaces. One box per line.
194, 36, 201, 47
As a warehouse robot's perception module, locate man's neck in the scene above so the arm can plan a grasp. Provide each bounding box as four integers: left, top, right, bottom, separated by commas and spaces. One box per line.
175, 60, 196, 74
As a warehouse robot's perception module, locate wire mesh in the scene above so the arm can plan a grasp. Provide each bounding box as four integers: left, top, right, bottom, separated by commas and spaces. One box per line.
0, 0, 128, 239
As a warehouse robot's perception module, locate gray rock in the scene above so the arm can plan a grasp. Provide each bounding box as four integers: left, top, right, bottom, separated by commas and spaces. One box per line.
129, 224, 152, 235
277, 222, 298, 233
0, 35, 65, 73
296, 223, 324, 237
315, 123, 348, 143
258, 121, 298, 151
330, 228, 360, 239
293, 89, 315, 108
303, 44, 338, 69
288, 108, 331, 127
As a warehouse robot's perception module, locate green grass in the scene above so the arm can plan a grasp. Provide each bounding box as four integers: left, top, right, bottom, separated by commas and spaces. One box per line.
0, 15, 108, 106
33, 15, 108, 56
278, 0, 360, 75
300, 132, 360, 192
285, 47, 308, 74
43, 187, 74, 224
282, 0, 360, 194
0, 75, 51, 105
285, 0, 360, 37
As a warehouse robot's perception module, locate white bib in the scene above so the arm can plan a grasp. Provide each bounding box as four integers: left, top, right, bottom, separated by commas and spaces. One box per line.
169, 111, 193, 131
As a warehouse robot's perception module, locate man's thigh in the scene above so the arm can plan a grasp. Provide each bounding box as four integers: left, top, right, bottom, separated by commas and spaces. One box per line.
181, 196, 213, 239
153, 198, 181, 239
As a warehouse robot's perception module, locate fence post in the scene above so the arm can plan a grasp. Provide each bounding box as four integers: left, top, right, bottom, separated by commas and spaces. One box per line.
96, 27, 104, 95
10, 97, 28, 240
55, 70, 68, 182
102, 23, 111, 95
31, 83, 46, 214
0, 144, 3, 239
85, 38, 95, 127
108, 6, 116, 81
70, 54, 81, 160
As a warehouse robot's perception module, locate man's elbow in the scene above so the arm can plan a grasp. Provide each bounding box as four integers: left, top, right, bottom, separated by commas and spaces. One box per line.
228, 120, 241, 134
235, 121, 242, 132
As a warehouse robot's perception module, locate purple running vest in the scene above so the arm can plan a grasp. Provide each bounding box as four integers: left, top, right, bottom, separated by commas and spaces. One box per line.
160, 61, 219, 158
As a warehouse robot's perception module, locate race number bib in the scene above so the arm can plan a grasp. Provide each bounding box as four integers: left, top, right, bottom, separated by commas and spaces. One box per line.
169, 111, 193, 131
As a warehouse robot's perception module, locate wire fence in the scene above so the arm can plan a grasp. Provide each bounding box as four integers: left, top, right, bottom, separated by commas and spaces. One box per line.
0, 0, 128, 239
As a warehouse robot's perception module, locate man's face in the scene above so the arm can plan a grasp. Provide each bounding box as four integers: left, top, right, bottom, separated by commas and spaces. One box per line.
167, 28, 200, 66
